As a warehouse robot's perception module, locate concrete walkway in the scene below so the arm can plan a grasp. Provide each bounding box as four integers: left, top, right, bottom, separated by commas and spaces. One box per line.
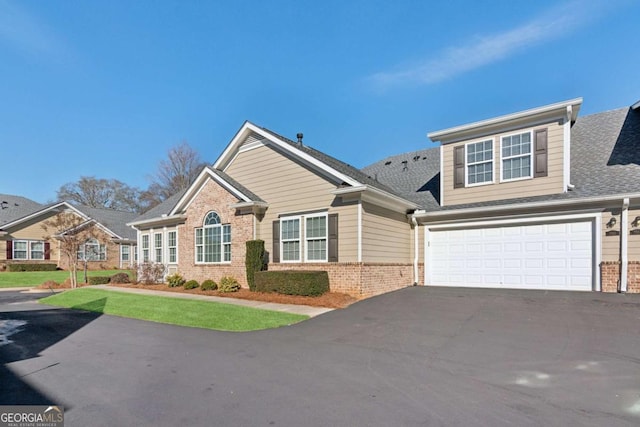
90, 285, 333, 317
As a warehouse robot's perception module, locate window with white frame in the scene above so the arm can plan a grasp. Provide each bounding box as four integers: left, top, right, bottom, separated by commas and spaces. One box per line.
168, 231, 177, 263
501, 131, 532, 181
305, 214, 327, 262
466, 139, 493, 185
281, 217, 301, 262
77, 238, 106, 261
195, 212, 231, 263
121, 245, 130, 263
30, 241, 44, 260
141, 234, 149, 262
13, 240, 28, 260
154, 233, 162, 263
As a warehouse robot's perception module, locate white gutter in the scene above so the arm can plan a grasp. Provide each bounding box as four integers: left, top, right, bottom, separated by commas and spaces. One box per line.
332, 185, 418, 211
411, 216, 419, 285
632, 100, 640, 110
620, 198, 629, 292
357, 200, 362, 262
412, 192, 640, 221
563, 105, 572, 192
127, 214, 187, 229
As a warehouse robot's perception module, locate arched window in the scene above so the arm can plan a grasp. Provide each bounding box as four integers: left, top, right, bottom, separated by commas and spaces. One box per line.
195, 211, 231, 263
78, 238, 106, 261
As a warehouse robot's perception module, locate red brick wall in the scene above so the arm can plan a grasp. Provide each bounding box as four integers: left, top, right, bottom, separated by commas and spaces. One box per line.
600, 261, 640, 293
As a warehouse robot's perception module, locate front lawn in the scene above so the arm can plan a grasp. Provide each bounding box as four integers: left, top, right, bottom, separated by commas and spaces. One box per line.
40, 288, 308, 331
0, 270, 132, 288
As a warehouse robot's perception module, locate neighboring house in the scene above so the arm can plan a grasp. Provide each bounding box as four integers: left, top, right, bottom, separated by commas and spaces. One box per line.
0, 196, 138, 270
128, 122, 419, 297
364, 98, 640, 293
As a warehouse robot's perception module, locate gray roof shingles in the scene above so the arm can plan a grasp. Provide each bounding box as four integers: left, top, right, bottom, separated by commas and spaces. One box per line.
362, 106, 640, 211
0, 194, 44, 228
72, 205, 138, 240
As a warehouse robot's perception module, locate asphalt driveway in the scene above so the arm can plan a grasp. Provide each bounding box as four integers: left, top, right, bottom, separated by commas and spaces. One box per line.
1, 287, 640, 426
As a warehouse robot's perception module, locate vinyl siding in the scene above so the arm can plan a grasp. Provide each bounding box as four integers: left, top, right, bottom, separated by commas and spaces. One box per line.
442, 121, 565, 206
0, 215, 60, 262
361, 201, 411, 263
628, 208, 640, 260
601, 209, 620, 262
224, 143, 359, 262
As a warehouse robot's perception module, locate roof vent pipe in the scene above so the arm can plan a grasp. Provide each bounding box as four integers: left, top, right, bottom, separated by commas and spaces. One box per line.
296, 133, 304, 145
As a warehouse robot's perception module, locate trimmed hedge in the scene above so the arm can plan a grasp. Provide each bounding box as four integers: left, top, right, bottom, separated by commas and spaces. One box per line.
254, 271, 329, 296
8, 263, 58, 272
109, 272, 131, 284
88, 276, 111, 286
184, 280, 200, 290
201, 279, 217, 291
245, 240, 266, 291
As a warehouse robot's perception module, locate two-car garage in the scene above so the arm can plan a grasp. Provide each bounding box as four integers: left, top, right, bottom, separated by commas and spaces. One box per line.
426, 218, 596, 291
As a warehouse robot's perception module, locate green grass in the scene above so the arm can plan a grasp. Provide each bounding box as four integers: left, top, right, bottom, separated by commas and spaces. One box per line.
39, 288, 308, 331
0, 270, 132, 288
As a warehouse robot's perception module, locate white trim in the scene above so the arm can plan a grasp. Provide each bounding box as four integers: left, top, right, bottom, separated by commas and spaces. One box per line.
303, 212, 328, 263
280, 215, 302, 263
120, 244, 131, 268
428, 98, 582, 142
331, 185, 418, 212
412, 217, 418, 285
141, 233, 150, 262
194, 212, 232, 265
632, 100, 640, 110
0, 201, 88, 230
238, 139, 266, 153
127, 214, 186, 229
153, 232, 163, 264
357, 200, 362, 262
424, 212, 600, 291
499, 130, 534, 183
439, 145, 444, 206
465, 138, 495, 187
621, 198, 629, 292
563, 107, 572, 191
167, 229, 178, 264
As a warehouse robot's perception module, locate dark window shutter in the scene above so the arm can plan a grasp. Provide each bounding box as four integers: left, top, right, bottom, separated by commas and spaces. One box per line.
6, 240, 12, 260
272, 220, 280, 263
454, 146, 465, 188
328, 214, 338, 262
44, 242, 51, 260
534, 128, 548, 178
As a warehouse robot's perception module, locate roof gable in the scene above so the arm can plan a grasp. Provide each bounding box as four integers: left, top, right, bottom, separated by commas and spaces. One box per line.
0, 194, 44, 228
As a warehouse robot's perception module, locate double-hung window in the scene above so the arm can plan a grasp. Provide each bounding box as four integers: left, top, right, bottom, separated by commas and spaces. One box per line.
13, 241, 28, 260
501, 131, 532, 181
141, 235, 150, 262
30, 241, 44, 260
466, 140, 493, 185
168, 231, 177, 263
195, 211, 231, 263
154, 233, 163, 263
121, 245, 130, 263
280, 214, 328, 262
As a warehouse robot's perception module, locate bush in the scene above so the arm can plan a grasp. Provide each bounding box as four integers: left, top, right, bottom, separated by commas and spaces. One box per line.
88, 276, 111, 286
137, 262, 165, 284
245, 240, 266, 291
109, 272, 130, 284
184, 280, 199, 290
201, 279, 217, 291
8, 263, 58, 272
41, 280, 60, 288
254, 271, 329, 296
166, 273, 186, 288
218, 276, 240, 293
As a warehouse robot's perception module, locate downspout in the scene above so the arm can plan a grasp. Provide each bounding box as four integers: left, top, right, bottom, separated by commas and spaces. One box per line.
411, 216, 419, 286
620, 198, 629, 292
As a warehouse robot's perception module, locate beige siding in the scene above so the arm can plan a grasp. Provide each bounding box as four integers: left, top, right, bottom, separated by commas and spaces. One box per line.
443, 121, 565, 206
225, 144, 359, 262
361, 202, 411, 263
601, 209, 620, 262
1, 214, 61, 262
628, 208, 640, 260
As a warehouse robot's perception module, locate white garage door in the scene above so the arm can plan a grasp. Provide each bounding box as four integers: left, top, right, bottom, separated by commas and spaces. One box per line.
428, 221, 594, 291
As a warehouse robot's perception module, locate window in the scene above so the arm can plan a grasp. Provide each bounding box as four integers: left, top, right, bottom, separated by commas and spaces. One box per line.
305, 214, 327, 262
502, 131, 532, 181
30, 241, 44, 260
121, 245, 130, 262
168, 231, 177, 263
154, 233, 163, 263
281, 217, 301, 262
195, 212, 231, 264
141, 234, 149, 262
466, 140, 493, 185
77, 238, 106, 261
13, 241, 28, 260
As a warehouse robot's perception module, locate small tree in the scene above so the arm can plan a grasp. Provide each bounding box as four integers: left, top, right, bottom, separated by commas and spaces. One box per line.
43, 212, 97, 289
245, 240, 266, 291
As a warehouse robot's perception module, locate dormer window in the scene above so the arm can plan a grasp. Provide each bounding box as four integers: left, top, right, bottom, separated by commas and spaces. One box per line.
466, 139, 493, 185
501, 131, 533, 181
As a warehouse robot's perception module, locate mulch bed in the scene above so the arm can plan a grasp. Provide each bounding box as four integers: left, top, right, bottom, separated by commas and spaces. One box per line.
108, 283, 358, 309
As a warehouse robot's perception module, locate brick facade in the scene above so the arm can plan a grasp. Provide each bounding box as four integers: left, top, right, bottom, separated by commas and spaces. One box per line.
600, 261, 640, 293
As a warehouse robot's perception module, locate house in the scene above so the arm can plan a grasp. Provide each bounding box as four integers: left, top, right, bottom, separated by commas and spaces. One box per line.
364, 98, 640, 293
128, 122, 419, 297
129, 97, 640, 296
0, 196, 138, 270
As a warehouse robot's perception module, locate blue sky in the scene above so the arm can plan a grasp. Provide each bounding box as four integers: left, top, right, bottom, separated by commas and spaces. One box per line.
1, 0, 639, 204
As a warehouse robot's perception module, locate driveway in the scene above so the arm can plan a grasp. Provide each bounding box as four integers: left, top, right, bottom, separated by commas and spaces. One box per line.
1, 287, 639, 426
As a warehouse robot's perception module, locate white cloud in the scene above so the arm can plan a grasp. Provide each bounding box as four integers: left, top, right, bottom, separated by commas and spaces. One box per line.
0, 0, 65, 58
369, 1, 605, 89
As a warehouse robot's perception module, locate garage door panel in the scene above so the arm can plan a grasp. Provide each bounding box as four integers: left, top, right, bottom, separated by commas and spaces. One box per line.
429, 220, 593, 291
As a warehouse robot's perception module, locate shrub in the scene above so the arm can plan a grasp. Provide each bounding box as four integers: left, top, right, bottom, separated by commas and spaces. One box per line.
184, 280, 199, 290
254, 271, 329, 296
137, 262, 165, 284
41, 280, 60, 288
8, 263, 58, 272
218, 276, 240, 293
88, 276, 111, 286
166, 273, 186, 288
109, 272, 130, 284
201, 279, 217, 291
245, 240, 266, 291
